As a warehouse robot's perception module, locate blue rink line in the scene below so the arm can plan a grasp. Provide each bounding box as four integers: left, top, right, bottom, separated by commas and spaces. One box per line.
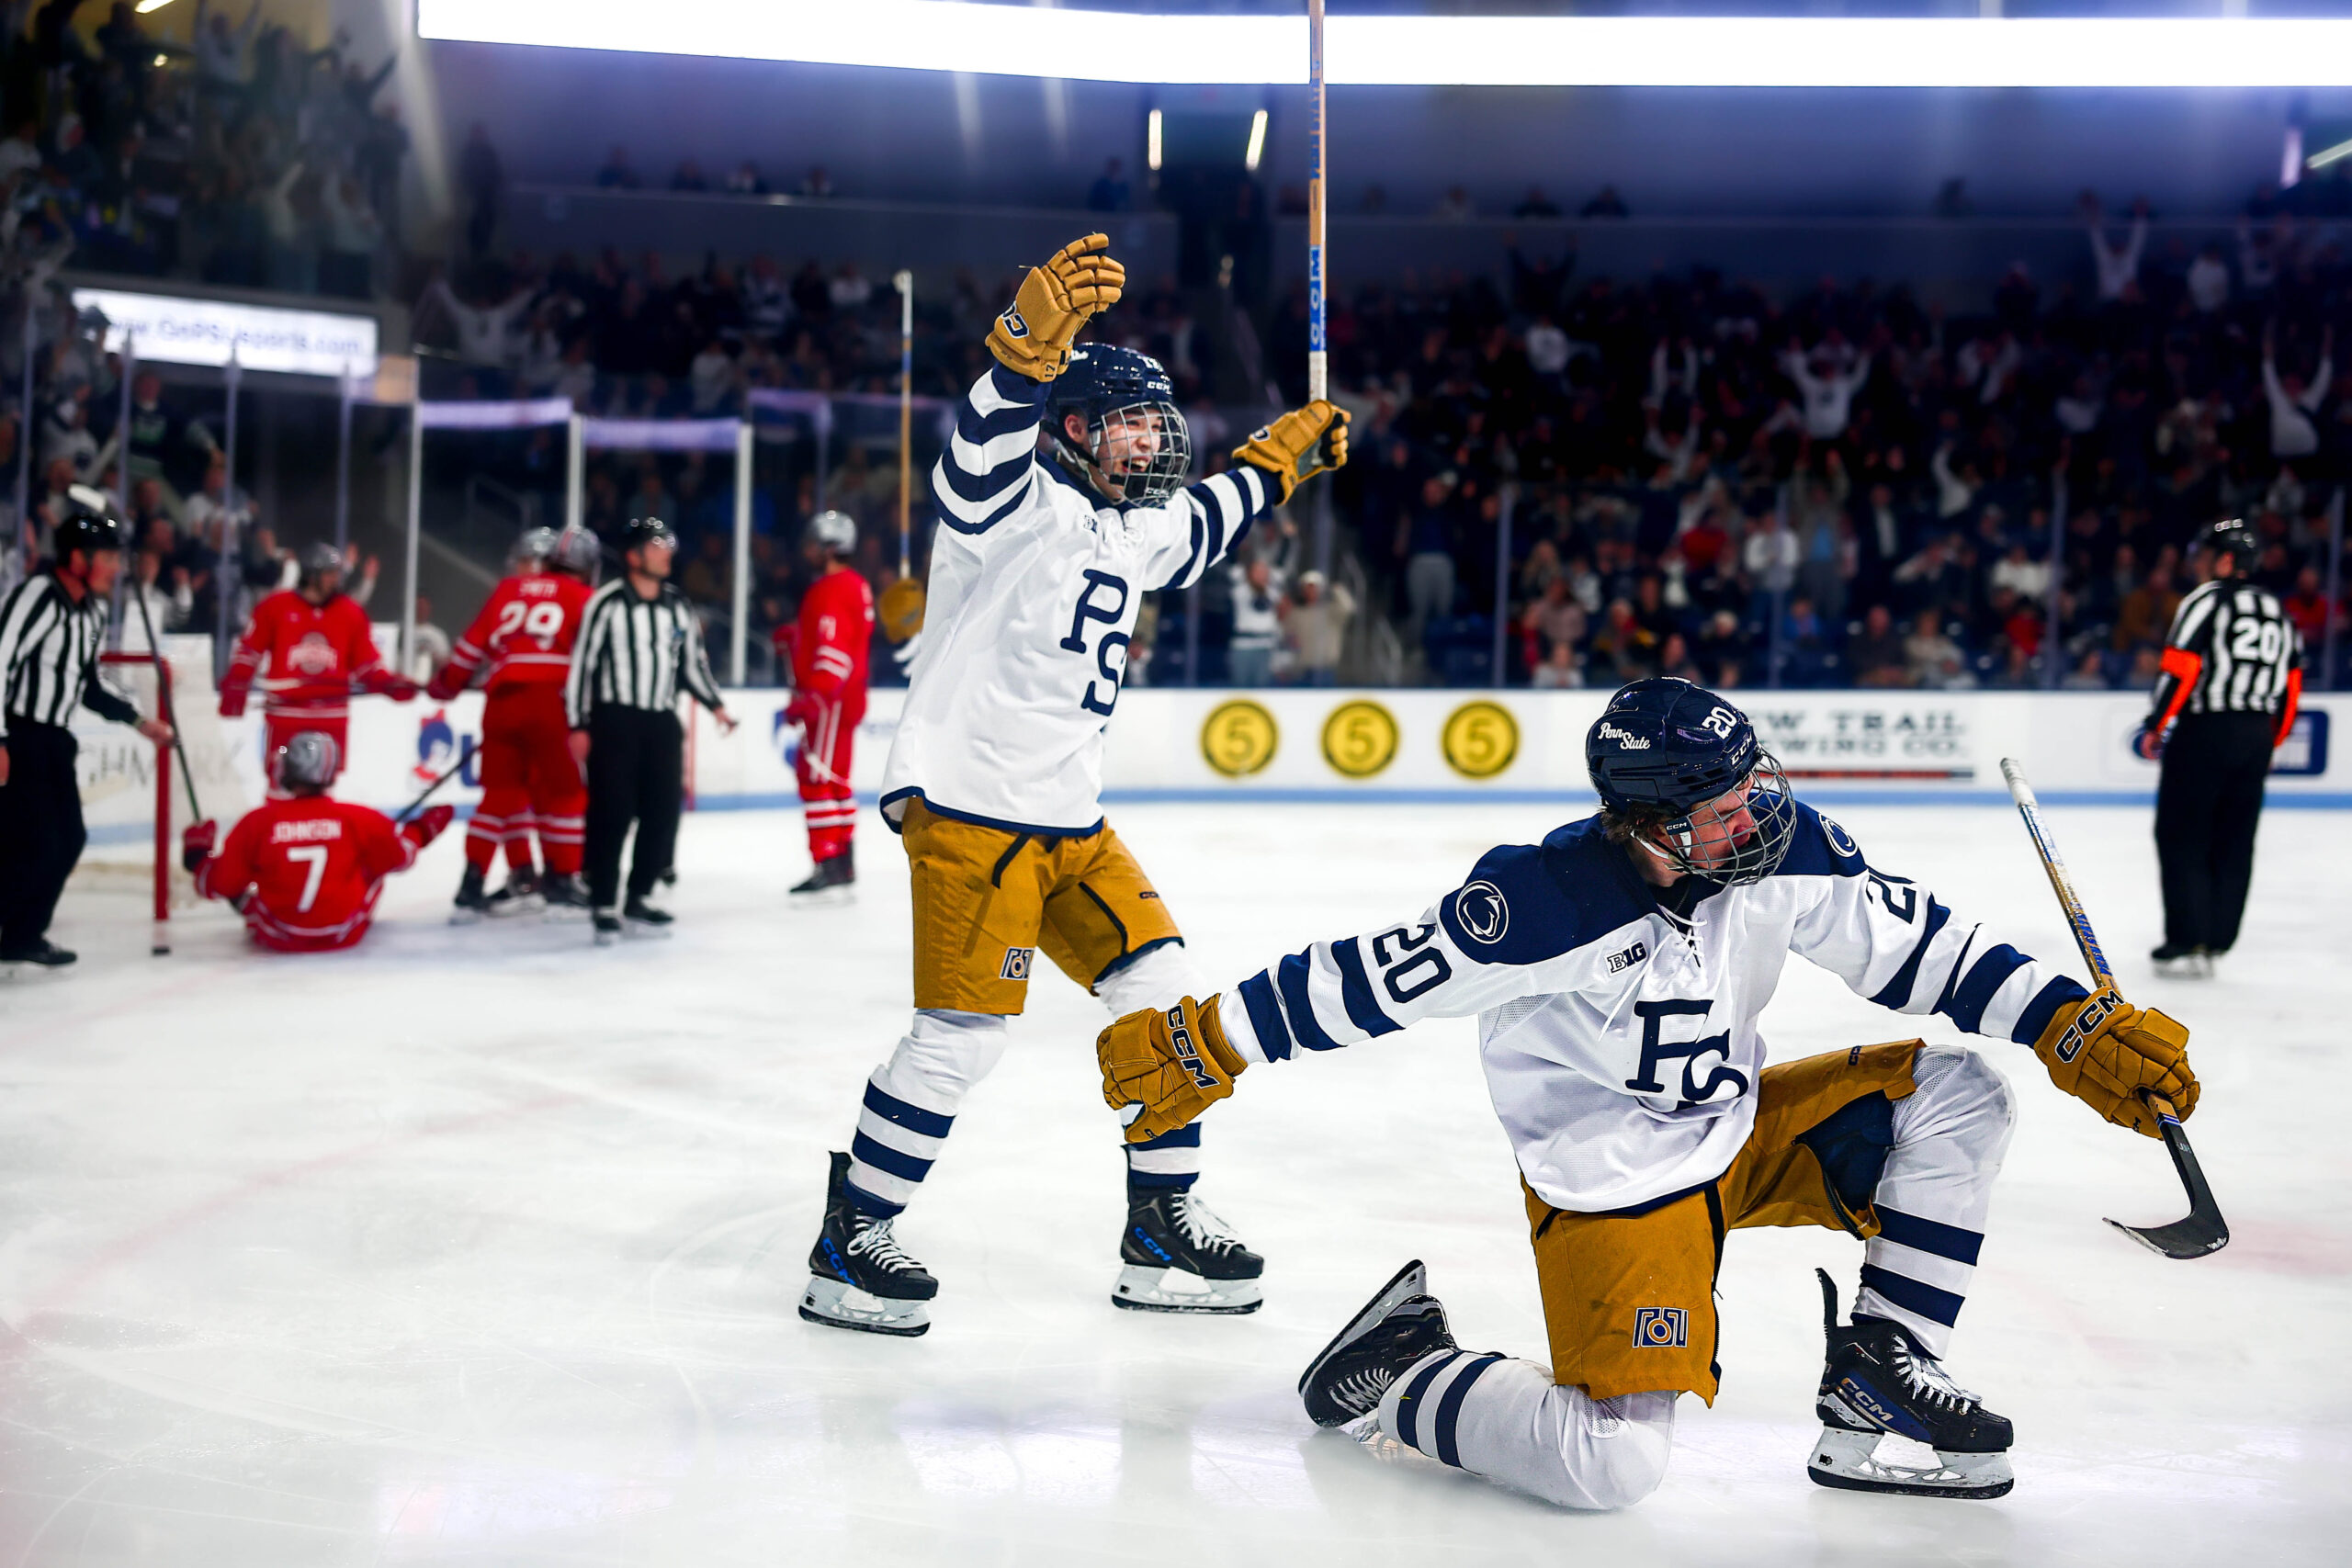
675, 787, 2352, 811
84, 791, 2352, 847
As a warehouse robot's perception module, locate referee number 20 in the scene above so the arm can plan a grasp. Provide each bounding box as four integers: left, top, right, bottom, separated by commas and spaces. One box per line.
2231, 615, 2286, 665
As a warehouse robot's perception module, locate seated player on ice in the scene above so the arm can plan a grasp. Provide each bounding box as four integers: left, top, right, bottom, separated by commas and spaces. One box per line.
181, 731, 455, 953
799, 233, 1349, 1337
1099, 677, 2199, 1506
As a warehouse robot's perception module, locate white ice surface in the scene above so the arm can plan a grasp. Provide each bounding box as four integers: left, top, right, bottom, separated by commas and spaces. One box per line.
2, 801, 2346, 1566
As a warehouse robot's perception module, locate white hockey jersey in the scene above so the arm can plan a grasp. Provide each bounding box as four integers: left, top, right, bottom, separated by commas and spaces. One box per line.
880, 365, 1272, 835
1215, 804, 2091, 1214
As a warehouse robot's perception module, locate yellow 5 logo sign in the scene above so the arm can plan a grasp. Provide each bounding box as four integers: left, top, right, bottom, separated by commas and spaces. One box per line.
1441, 701, 1520, 780
1321, 700, 1398, 779
1201, 699, 1280, 778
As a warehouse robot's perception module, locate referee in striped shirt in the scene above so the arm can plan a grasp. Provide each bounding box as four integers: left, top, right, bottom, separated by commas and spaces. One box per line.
2134, 517, 2303, 977
565, 516, 736, 944
1, 489, 174, 968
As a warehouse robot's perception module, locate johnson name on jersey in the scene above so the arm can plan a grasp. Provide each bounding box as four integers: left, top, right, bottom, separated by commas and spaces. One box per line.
880, 365, 1272, 835
1213, 804, 2091, 1214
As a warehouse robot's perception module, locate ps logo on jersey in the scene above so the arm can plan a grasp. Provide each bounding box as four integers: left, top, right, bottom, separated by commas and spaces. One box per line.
998, 305, 1030, 339
1453, 881, 1510, 945
1819, 814, 1860, 862
1000, 947, 1035, 982
1633, 1307, 1689, 1348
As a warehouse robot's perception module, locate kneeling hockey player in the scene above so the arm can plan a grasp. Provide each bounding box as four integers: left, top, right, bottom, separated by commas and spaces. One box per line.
183, 732, 454, 952
799, 232, 1349, 1336
1098, 677, 2199, 1505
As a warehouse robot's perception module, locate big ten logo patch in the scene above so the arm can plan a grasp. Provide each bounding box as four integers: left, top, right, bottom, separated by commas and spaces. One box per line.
1202, 699, 1279, 778
1320, 699, 1398, 780
1441, 701, 1519, 780
1606, 941, 1648, 974
1000, 947, 1035, 982
1633, 1307, 1689, 1349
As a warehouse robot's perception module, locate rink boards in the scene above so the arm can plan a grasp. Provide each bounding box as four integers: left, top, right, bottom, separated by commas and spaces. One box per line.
83, 686, 2347, 844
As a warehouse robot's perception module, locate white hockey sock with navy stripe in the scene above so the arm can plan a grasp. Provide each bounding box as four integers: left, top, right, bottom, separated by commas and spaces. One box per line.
1375, 1348, 1678, 1511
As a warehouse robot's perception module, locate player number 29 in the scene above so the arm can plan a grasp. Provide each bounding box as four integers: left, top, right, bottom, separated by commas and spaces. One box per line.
1373, 923, 1453, 1004
492, 599, 567, 646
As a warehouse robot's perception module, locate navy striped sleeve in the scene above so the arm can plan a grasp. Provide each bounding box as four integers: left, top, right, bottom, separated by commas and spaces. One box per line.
1238, 969, 1293, 1063
933, 367, 1046, 536
1938, 944, 2028, 1036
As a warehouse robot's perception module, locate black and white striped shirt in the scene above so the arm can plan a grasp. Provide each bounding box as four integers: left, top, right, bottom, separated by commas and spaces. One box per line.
565, 578, 726, 728
2149, 576, 2303, 725
0, 572, 141, 740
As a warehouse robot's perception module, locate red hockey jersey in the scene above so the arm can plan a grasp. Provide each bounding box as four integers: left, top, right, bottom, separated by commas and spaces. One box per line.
195, 796, 441, 951
430, 571, 594, 698
789, 566, 875, 707
220, 591, 402, 719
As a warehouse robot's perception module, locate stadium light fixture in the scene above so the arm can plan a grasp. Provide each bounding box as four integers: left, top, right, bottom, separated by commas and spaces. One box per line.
418, 2, 2352, 89
1244, 107, 1269, 172
1148, 108, 1162, 172
133, 0, 177, 13
2306, 135, 2352, 172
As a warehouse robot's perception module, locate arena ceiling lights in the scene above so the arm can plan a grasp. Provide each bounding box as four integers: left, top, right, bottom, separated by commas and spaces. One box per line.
417, 1, 2352, 89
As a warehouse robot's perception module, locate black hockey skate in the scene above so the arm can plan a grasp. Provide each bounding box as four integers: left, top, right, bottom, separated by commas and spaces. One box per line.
800, 1150, 937, 1337
538, 872, 591, 918
622, 896, 673, 938
450, 865, 492, 925
789, 849, 855, 902
1809, 1269, 2014, 1499
484, 867, 543, 918
1112, 1189, 1263, 1314
1298, 1260, 1456, 1427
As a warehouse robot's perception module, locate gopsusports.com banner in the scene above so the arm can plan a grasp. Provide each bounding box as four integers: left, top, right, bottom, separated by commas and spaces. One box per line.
140, 686, 2348, 830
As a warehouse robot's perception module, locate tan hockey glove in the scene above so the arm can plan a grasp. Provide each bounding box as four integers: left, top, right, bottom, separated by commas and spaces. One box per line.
2031, 987, 2199, 1138
986, 233, 1126, 382
1098, 995, 1247, 1144
1232, 401, 1351, 504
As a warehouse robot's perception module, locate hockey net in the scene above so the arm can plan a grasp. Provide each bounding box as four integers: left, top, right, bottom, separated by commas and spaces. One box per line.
69, 648, 249, 949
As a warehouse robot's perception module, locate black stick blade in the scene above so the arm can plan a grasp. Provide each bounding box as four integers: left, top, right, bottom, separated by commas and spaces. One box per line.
2102, 1113, 2230, 1260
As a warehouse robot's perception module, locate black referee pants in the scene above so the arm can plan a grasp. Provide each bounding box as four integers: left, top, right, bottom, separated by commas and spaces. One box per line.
0, 718, 85, 951
2154, 712, 2277, 954
584, 706, 684, 915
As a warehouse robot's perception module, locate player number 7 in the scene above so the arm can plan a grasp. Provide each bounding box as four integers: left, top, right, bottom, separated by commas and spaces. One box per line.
288, 845, 329, 913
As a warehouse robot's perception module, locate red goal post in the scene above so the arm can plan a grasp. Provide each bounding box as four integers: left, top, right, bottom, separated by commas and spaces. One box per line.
73, 650, 185, 953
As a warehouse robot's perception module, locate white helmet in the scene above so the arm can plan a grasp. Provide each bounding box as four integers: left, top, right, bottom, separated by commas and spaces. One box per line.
806, 509, 856, 553
511, 525, 558, 571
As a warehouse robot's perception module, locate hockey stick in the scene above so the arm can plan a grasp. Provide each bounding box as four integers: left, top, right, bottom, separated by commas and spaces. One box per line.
1999, 757, 2228, 1260
390, 756, 466, 828
127, 575, 203, 824
1306, 0, 1328, 405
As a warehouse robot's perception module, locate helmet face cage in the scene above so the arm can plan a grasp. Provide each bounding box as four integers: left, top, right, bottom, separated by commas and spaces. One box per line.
1087, 400, 1192, 505
1649, 750, 1799, 888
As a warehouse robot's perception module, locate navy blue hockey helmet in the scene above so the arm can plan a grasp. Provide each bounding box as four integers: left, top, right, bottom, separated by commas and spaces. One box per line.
1587, 678, 1798, 886
1046, 344, 1193, 505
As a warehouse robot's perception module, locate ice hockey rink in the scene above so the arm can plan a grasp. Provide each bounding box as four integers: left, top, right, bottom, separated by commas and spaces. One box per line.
3, 799, 2346, 1566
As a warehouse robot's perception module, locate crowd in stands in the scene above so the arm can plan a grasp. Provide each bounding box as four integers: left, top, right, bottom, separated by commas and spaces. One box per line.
0, 1, 408, 296
1295, 187, 2351, 691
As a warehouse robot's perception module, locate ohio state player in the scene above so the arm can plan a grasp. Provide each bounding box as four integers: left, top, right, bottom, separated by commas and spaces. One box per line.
430, 524, 599, 919
220, 542, 418, 794
180, 731, 455, 953
781, 510, 874, 899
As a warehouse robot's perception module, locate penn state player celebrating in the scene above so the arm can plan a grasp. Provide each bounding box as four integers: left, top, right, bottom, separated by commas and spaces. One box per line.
799, 233, 1348, 1336
1098, 678, 2199, 1505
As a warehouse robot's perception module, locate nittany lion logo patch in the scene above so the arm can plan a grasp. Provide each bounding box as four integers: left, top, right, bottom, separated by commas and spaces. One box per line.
1454, 881, 1509, 944
1633, 1307, 1689, 1348
1000, 947, 1035, 981
998, 305, 1030, 339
